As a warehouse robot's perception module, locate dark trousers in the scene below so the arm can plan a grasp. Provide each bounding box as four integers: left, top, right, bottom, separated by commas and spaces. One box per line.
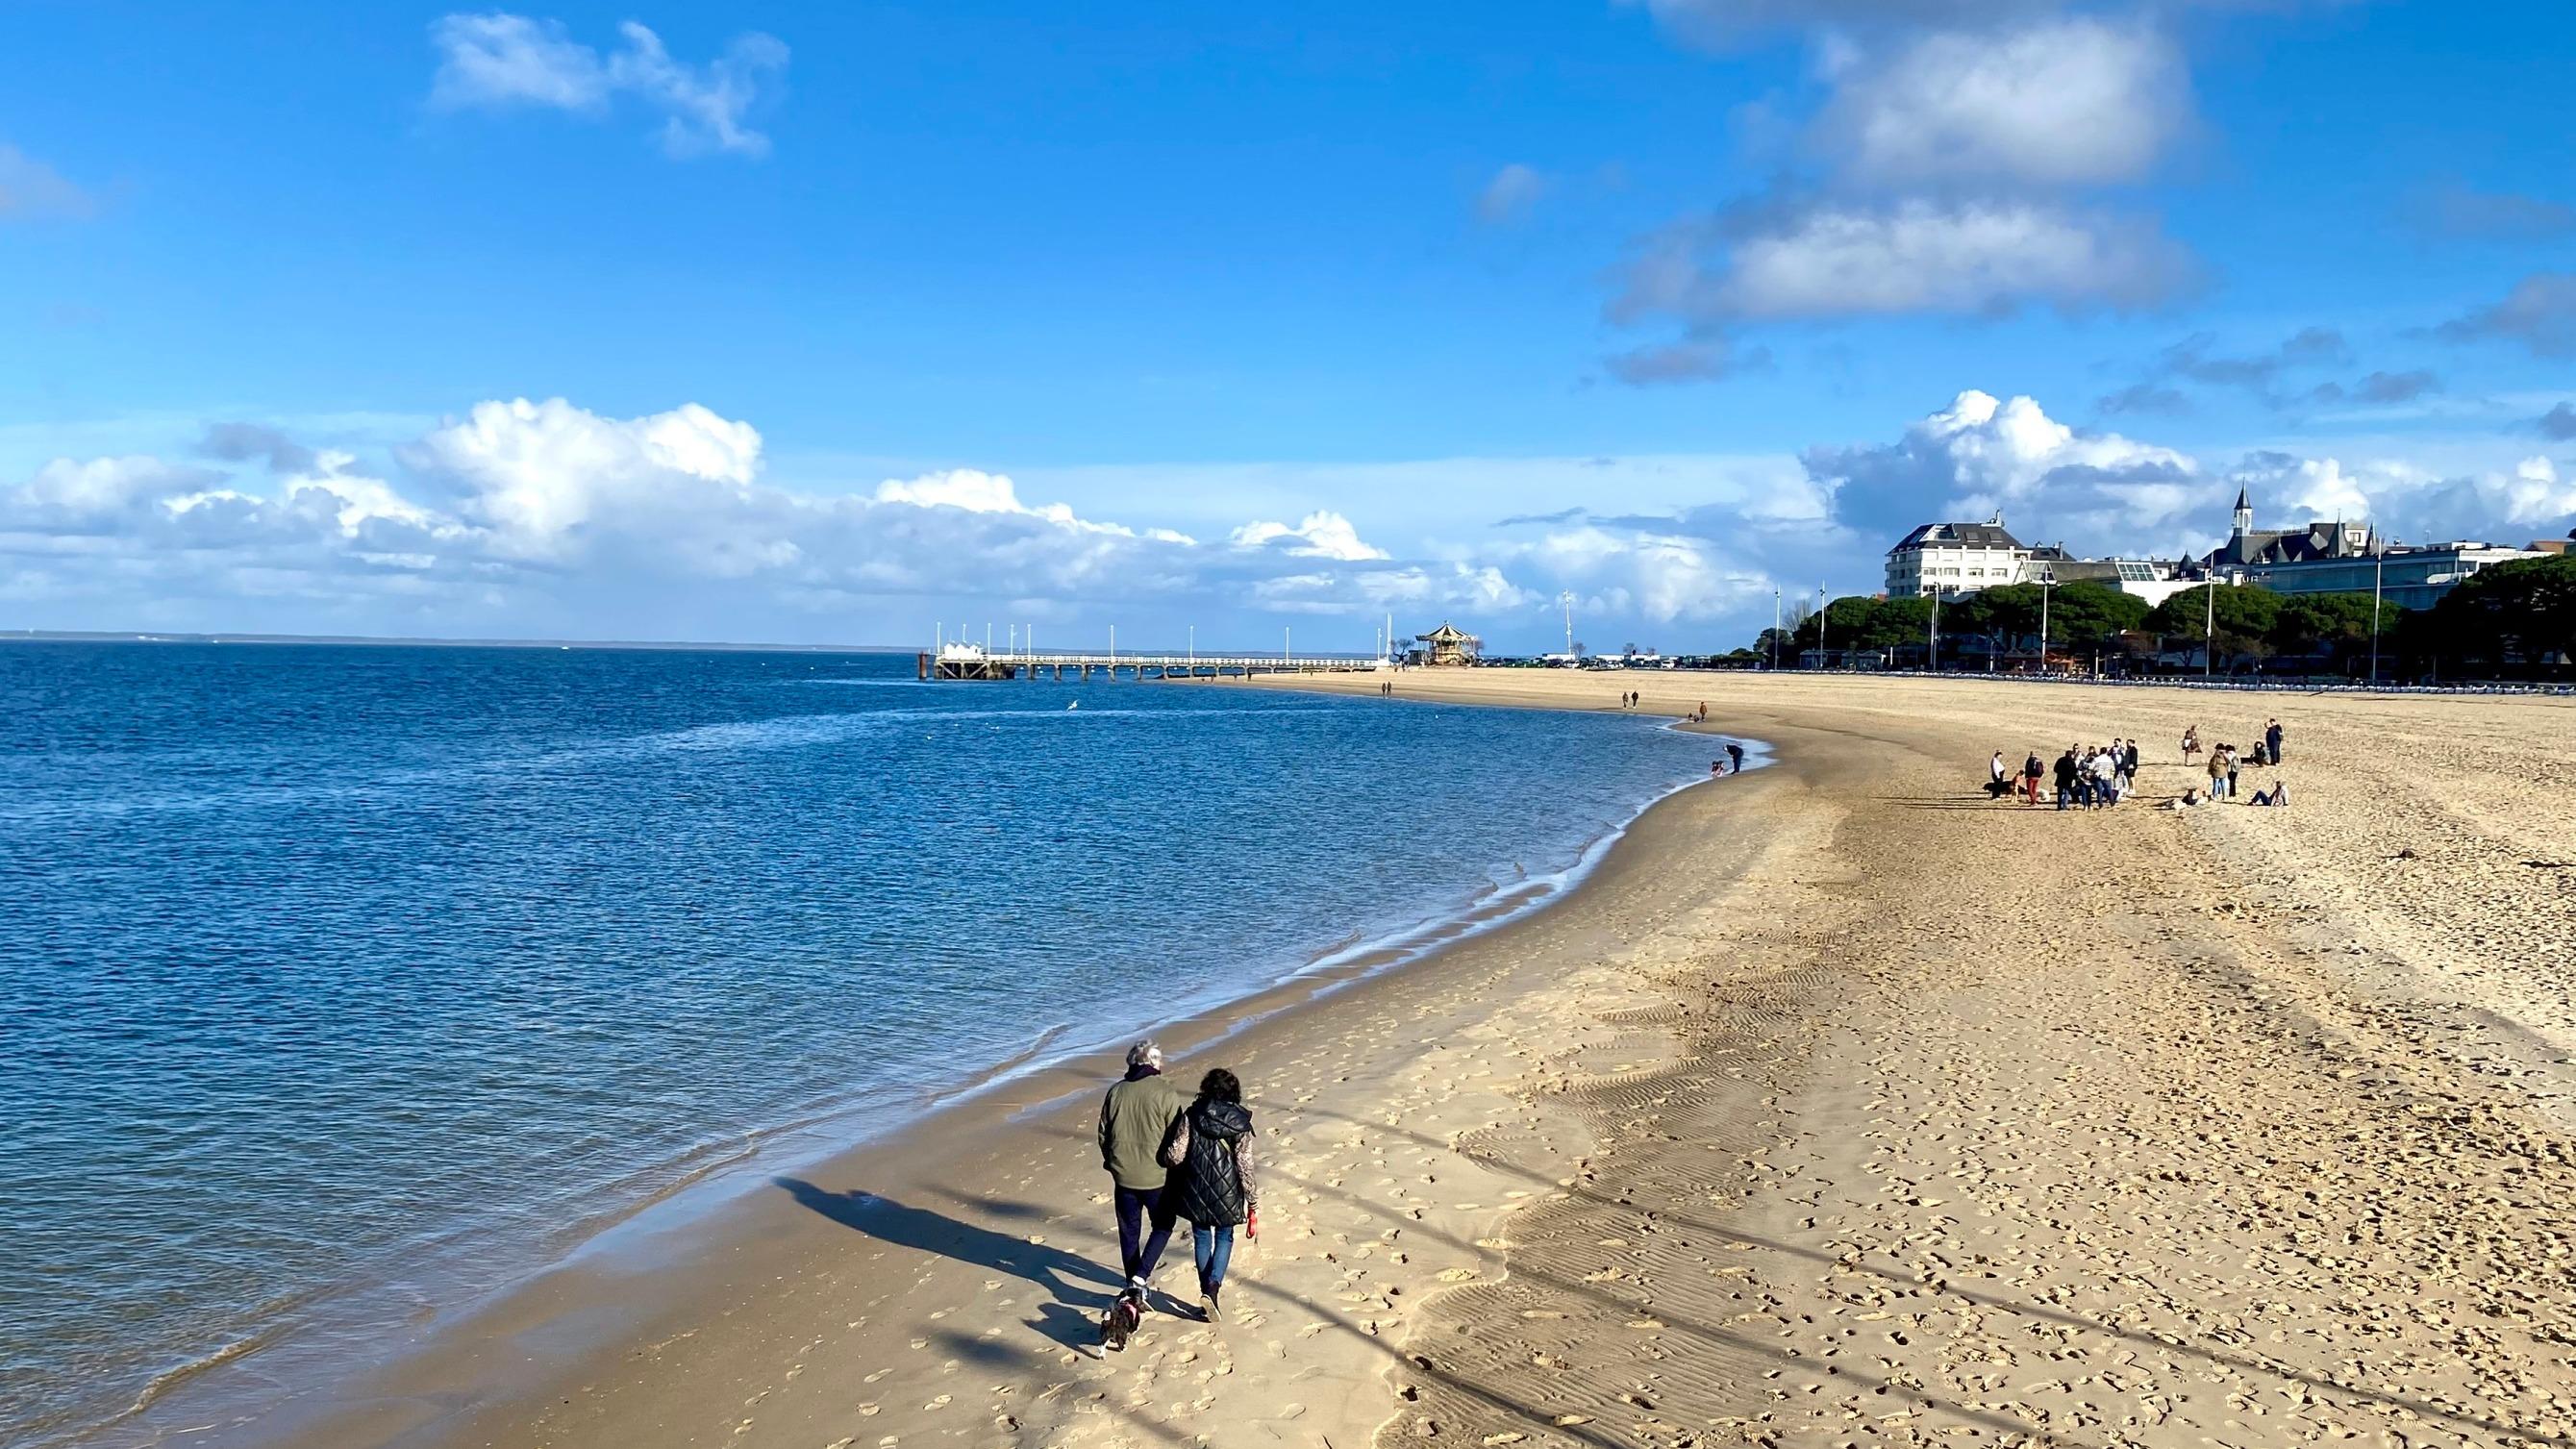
1114, 1185, 1176, 1286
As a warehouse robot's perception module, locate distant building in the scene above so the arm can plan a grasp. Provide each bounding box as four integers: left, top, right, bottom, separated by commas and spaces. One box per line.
2199, 487, 2543, 609
1885, 518, 2028, 599
1888, 518, 2188, 605
1414, 621, 1479, 666
2019, 548, 2193, 607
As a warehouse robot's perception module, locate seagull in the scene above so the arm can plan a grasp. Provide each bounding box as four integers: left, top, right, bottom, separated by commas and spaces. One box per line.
1066, 700, 1080, 710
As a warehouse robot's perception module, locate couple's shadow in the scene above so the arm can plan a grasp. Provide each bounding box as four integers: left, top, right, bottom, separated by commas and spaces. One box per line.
773, 1176, 1123, 1356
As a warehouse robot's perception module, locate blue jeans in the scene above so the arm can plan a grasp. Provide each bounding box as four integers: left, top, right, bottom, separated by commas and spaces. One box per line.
1192, 1224, 1236, 1290
1114, 1185, 1175, 1285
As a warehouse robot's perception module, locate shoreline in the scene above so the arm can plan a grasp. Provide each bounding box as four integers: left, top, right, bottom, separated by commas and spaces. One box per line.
88, 704, 1752, 1449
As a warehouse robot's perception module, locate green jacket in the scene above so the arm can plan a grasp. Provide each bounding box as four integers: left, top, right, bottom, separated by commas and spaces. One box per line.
1099, 1070, 1188, 1190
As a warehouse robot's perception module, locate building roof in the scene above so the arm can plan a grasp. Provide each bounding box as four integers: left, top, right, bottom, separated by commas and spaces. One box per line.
1415, 622, 1470, 643
1889, 520, 2024, 555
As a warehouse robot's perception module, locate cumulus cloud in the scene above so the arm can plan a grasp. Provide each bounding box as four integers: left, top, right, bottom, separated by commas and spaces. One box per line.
2224, 448, 2576, 540
1804, 389, 2201, 548
0, 399, 1619, 639
1475, 163, 1547, 224
1814, 19, 2188, 187
0, 141, 96, 221
429, 12, 788, 157
2435, 272, 2576, 358
1614, 197, 2192, 325
1231, 511, 1388, 562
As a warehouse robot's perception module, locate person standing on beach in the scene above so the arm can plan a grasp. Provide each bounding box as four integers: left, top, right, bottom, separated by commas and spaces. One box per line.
2207, 746, 2230, 800
1726, 742, 1744, 774
1989, 750, 2010, 798
1099, 1041, 1189, 1318
2124, 738, 2141, 780
2021, 751, 2043, 805
2225, 744, 2242, 799
2054, 747, 2080, 810
2183, 725, 2200, 762
1160, 1067, 1259, 1324
2266, 717, 2285, 763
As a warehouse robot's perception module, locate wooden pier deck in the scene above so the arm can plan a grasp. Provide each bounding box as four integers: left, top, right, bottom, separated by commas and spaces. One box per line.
918, 650, 1386, 682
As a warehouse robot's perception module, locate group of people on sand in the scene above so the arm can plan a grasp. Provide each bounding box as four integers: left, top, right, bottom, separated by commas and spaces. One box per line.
1096, 1040, 1259, 1347
2175, 717, 2288, 807
1985, 715, 2291, 812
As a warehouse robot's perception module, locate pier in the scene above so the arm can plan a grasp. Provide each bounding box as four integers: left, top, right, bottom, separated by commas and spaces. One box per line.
919, 645, 1388, 682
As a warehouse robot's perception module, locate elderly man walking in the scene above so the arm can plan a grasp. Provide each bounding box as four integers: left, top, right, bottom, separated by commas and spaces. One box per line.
1099, 1039, 1189, 1343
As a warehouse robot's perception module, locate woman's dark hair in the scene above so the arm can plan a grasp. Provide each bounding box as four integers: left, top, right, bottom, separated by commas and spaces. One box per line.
1198, 1068, 1242, 1104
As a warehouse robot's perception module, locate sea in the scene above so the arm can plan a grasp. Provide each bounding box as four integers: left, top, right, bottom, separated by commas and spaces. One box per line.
0, 641, 1724, 1446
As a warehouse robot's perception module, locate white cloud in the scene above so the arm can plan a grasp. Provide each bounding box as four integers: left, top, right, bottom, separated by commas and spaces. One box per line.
1475, 163, 1547, 224
429, 13, 788, 158
1231, 511, 1388, 562
1815, 19, 2188, 186
403, 397, 760, 553
1617, 198, 2192, 324
2504, 457, 2576, 525
0, 142, 96, 222
1805, 389, 2202, 548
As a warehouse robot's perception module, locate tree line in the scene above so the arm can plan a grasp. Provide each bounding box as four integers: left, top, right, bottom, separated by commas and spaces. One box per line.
1723, 554, 2575, 680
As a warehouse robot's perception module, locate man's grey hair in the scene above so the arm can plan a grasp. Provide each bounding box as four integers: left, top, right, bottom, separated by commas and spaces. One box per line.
1126, 1039, 1163, 1068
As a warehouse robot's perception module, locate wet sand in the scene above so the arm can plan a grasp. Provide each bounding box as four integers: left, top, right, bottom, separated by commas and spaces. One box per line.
233, 671, 2576, 1449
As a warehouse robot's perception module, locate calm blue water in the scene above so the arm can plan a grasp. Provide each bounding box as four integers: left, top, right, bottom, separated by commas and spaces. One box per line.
0, 643, 1711, 1444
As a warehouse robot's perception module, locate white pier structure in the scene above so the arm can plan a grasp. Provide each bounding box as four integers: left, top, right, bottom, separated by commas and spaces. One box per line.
919, 641, 1389, 682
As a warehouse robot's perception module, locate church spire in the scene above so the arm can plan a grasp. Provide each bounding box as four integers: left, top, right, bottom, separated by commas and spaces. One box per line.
2232, 486, 2253, 538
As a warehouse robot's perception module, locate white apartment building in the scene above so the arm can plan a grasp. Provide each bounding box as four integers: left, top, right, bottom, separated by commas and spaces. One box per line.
1885, 518, 2029, 599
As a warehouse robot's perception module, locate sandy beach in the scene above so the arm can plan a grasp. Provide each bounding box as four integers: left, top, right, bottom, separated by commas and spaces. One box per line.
238, 671, 2576, 1449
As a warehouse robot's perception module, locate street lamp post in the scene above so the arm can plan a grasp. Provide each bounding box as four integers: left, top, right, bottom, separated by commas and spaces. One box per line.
2369, 534, 2388, 687
2203, 578, 2216, 682
2037, 573, 2056, 675
1770, 588, 1781, 670
1815, 582, 1827, 669
1928, 588, 1940, 672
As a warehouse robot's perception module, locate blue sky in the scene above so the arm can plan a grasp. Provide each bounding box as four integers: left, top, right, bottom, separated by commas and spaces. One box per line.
3, 0, 2571, 650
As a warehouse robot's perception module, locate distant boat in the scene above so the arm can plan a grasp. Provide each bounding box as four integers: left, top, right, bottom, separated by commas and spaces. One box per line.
1066, 700, 1080, 711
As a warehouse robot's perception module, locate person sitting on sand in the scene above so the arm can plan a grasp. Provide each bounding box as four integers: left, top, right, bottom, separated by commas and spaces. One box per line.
1160, 1067, 1260, 1324
2249, 780, 2289, 808
1099, 1041, 1190, 1318
2163, 787, 2202, 810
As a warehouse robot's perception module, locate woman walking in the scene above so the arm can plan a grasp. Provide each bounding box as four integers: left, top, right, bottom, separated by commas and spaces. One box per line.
1161, 1067, 1260, 1323
2182, 725, 2201, 762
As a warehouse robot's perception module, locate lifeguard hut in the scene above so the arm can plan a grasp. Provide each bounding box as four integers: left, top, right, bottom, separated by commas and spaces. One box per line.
1414, 622, 1480, 667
